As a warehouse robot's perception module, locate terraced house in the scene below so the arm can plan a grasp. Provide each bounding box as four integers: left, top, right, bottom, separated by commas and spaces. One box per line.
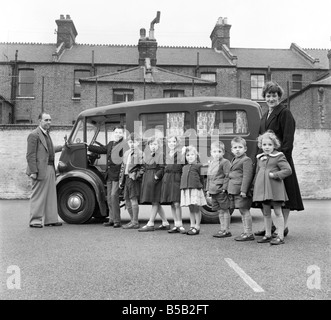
0, 14, 330, 130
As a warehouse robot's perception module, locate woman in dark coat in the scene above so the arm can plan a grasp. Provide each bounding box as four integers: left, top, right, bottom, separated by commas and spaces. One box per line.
255, 81, 304, 237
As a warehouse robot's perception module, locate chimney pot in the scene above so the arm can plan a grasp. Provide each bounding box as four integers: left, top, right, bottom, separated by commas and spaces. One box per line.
66, 14, 71, 20
60, 14, 65, 19
140, 28, 146, 39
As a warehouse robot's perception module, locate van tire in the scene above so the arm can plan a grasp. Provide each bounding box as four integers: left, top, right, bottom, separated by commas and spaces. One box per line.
57, 181, 95, 224
200, 204, 234, 224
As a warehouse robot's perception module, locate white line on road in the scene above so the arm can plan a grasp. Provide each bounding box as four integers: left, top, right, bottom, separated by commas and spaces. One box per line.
225, 258, 265, 293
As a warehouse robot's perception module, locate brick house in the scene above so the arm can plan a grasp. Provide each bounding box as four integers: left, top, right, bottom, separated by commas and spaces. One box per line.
0, 14, 330, 127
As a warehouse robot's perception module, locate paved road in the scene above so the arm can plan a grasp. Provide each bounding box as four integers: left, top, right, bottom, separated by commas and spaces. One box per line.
0, 199, 330, 301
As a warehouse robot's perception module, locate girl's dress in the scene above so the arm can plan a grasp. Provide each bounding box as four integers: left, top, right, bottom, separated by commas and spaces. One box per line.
160, 151, 183, 204
180, 162, 207, 207
140, 150, 165, 204
253, 151, 292, 205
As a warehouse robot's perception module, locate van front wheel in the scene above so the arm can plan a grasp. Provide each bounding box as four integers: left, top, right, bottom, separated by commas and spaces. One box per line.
200, 195, 234, 224
57, 181, 95, 224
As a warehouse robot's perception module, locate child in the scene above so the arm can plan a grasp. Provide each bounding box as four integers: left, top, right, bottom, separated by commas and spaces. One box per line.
206, 141, 231, 238
160, 135, 185, 234
180, 145, 207, 235
253, 130, 292, 245
119, 133, 144, 229
138, 136, 170, 232
227, 137, 255, 241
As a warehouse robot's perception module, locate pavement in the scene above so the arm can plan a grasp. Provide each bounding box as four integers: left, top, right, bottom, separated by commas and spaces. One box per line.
0, 199, 330, 302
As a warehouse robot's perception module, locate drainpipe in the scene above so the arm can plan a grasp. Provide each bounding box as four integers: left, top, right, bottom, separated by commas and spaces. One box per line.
10, 50, 18, 123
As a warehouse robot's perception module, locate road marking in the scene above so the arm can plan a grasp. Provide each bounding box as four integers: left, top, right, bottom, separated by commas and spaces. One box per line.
224, 258, 265, 293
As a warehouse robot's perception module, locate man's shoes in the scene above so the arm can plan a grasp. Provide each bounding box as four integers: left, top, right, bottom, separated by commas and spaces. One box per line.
44, 222, 62, 227
29, 224, 43, 228
156, 224, 170, 231
113, 223, 121, 228
103, 221, 114, 227
138, 225, 155, 232
234, 233, 255, 241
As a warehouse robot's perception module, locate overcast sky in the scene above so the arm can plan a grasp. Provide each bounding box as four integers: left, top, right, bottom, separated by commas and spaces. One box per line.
1, 0, 331, 49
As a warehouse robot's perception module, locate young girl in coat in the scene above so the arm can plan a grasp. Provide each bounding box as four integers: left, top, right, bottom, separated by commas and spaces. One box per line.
253, 130, 292, 245
160, 135, 185, 234
180, 145, 207, 235
138, 136, 170, 232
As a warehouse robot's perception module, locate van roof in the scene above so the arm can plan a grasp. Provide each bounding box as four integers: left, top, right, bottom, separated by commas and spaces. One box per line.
78, 96, 261, 118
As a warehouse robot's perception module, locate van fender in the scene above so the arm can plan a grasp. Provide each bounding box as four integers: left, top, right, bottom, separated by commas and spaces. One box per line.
56, 169, 108, 216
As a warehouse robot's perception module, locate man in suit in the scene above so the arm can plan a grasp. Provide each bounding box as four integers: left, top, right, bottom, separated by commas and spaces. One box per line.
26, 112, 63, 228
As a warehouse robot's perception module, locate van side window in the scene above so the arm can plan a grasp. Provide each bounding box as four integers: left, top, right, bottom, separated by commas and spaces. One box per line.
140, 112, 189, 139
196, 110, 248, 136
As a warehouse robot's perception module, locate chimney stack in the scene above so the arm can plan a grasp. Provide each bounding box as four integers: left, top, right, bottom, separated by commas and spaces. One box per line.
210, 17, 231, 49
56, 14, 78, 48
138, 12, 160, 67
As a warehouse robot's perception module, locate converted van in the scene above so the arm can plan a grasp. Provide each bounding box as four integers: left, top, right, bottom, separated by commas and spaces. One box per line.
56, 97, 262, 224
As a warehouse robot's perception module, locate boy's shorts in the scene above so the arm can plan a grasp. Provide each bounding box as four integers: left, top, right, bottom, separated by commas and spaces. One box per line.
124, 176, 141, 200
211, 192, 230, 211
229, 194, 252, 210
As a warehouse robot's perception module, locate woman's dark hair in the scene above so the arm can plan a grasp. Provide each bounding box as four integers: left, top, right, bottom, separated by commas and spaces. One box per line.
262, 81, 284, 99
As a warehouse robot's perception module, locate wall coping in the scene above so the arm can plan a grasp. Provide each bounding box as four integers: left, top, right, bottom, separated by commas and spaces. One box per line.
0, 124, 73, 131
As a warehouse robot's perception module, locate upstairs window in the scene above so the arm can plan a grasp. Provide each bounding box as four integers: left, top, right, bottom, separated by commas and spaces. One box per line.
292, 74, 302, 91
163, 90, 184, 98
113, 89, 134, 104
74, 70, 90, 98
201, 73, 216, 82
18, 69, 34, 97
250, 75, 265, 100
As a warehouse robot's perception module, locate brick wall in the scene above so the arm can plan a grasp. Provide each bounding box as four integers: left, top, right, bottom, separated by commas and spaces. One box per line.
0, 125, 72, 199
0, 126, 330, 200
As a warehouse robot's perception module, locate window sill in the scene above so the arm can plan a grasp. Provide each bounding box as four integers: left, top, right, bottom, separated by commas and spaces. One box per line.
72, 97, 81, 102
16, 96, 35, 100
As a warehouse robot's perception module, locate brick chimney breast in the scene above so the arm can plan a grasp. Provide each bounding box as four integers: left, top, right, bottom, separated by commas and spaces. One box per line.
210, 17, 231, 50
56, 14, 78, 48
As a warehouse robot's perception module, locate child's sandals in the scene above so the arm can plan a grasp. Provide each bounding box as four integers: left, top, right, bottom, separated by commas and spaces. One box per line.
186, 227, 200, 235
257, 235, 272, 243
270, 236, 285, 245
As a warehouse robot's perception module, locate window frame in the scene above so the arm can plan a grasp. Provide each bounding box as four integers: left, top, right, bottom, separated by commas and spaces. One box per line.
113, 89, 134, 104
73, 70, 91, 98
195, 109, 249, 136
163, 90, 185, 98
292, 74, 303, 91
18, 69, 34, 97
250, 74, 265, 101
200, 72, 216, 82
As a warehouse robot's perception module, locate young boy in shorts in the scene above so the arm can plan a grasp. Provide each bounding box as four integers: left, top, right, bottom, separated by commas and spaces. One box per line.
227, 137, 255, 241
206, 141, 231, 238
119, 133, 144, 229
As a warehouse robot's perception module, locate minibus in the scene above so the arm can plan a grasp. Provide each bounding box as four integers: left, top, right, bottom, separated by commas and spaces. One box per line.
56, 96, 262, 224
